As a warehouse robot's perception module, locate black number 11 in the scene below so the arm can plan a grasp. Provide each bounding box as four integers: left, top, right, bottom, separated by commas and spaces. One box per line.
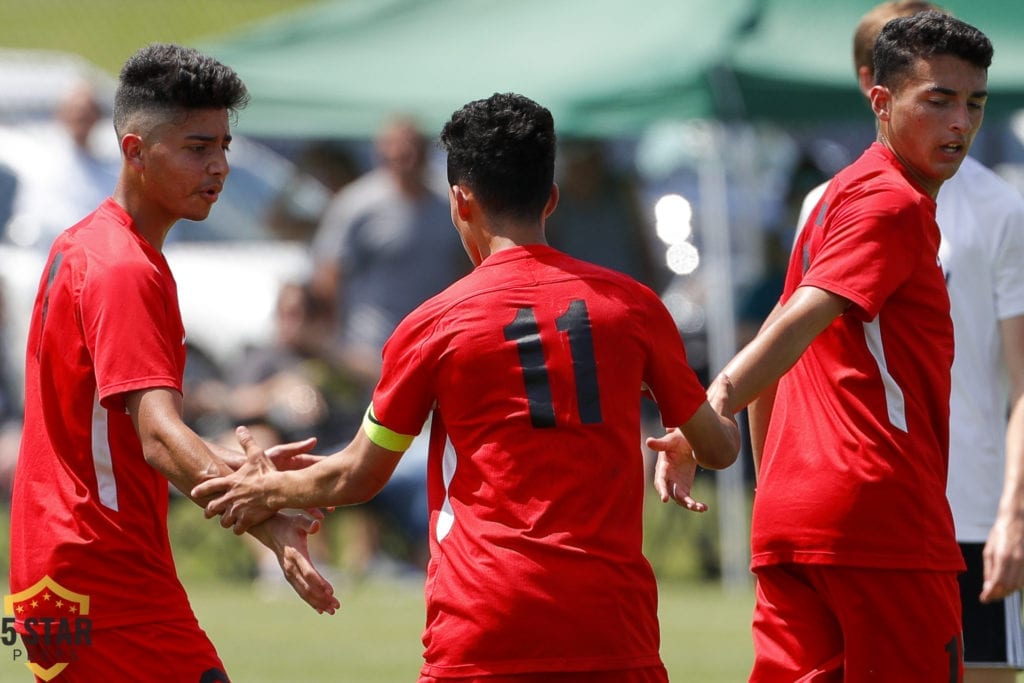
503, 299, 602, 428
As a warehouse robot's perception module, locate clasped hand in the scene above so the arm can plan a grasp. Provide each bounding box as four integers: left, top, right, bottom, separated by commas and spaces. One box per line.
192, 427, 340, 615
193, 425, 299, 533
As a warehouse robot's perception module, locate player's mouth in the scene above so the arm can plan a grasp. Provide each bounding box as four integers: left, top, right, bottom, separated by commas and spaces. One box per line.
199, 185, 222, 202
939, 141, 964, 156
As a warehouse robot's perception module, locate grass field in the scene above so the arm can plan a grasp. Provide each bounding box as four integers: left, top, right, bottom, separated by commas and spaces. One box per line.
0, 495, 754, 682
0, 569, 754, 682
0, 0, 321, 75
190, 575, 755, 683
177, 488, 757, 682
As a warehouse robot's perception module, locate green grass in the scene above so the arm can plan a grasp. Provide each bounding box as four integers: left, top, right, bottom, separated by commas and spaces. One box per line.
0, 490, 754, 681
0, 0, 321, 75
171, 478, 755, 682
184, 576, 755, 683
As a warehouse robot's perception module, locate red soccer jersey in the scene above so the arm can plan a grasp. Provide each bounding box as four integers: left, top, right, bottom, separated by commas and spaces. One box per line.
751, 143, 962, 572
368, 245, 706, 677
9, 199, 196, 630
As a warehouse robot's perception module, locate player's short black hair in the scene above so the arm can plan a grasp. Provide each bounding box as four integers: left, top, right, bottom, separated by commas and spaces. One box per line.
439, 92, 556, 222
874, 10, 992, 88
113, 43, 249, 137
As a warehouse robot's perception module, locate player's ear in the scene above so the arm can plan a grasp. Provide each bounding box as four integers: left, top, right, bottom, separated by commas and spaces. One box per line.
542, 183, 559, 220
121, 133, 144, 170
450, 184, 474, 221
870, 85, 891, 122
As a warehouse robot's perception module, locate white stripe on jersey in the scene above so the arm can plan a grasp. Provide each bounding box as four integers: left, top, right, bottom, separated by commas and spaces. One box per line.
435, 436, 457, 543
91, 391, 119, 510
862, 317, 908, 433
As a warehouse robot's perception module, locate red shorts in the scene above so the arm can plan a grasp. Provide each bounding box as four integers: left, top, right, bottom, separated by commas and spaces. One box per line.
750, 564, 962, 683
419, 665, 668, 683
21, 618, 227, 683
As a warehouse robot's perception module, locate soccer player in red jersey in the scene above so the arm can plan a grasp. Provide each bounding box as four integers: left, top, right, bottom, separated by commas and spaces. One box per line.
655, 11, 992, 681
194, 92, 740, 682
8, 44, 337, 682
792, 4, 1024, 680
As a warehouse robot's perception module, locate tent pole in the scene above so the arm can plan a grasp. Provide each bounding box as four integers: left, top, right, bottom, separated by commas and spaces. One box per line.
698, 120, 751, 593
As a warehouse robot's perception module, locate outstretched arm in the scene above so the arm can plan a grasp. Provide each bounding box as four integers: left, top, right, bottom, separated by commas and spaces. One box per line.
192, 424, 404, 534
126, 387, 338, 613
982, 314, 1024, 603
713, 285, 848, 415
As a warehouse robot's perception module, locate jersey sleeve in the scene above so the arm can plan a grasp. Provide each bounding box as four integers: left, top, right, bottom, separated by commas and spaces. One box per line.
799, 183, 928, 321
639, 288, 706, 428
366, 309, 439, 447
81, 258, 183, 412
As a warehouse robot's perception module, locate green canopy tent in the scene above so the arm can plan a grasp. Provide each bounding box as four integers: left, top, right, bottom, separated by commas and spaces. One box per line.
201, 0, 1024, 139
201, 0, 755, 139
723, 0, 1024, 123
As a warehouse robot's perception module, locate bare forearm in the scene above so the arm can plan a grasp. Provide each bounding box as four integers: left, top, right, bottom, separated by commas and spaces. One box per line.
204, 438, 244, 468
144, 423, 233, 503
264, 430, 401, 511
746, 381, 777, 480
997, 398, 1024, 522
721, 287, 846, 413
721, 324, 810, 413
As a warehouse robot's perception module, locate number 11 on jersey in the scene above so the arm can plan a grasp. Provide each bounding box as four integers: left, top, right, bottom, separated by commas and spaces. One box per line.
503, 299, 603, 428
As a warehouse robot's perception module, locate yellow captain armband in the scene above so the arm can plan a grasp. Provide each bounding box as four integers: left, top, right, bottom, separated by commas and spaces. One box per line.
362, 405, 415, 453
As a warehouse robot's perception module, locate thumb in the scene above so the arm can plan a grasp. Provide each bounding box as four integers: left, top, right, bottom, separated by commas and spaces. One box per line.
236, 425, 273, 467
645, 435, 669, 452
295, 513, 322, 536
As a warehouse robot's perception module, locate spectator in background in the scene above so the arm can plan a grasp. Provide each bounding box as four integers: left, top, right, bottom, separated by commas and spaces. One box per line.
7, 79, 118, 250
196, 280, 365, 451
191, 279, 366, 591
0, 161, 16, 235
546, 137, 667, 291
309, 115, 466, 575
310, 115, 465, 392
266, 141, 360, 243
795, 3, 1024, 678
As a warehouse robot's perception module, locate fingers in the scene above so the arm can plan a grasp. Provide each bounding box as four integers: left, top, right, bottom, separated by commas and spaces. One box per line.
654, 478, 670, 503
191, 477, 229, 501
218, 506, 239, 533
980, 563, 1024, 603
646, 429, 694, 462
672, 485, 708, 513
295, 513, 322, 536
266, 436, 317, 457
236, 425, 273, 467
278, 541, 340, 615
645, 433, 677, 453
980, 570, 1011, 603
660, 480, 707, 512
236, 425, 259, 453
980, 540, 1024, 603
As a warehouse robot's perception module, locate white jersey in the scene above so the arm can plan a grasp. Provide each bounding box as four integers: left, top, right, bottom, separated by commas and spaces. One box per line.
796, 156, 1024, 542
